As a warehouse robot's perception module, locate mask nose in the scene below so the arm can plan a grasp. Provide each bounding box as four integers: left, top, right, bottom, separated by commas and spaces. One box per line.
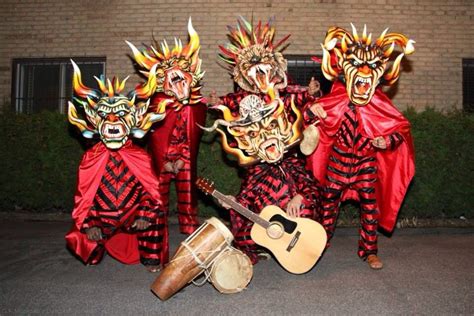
359, 64, 371, 75
107, 113, 119, 122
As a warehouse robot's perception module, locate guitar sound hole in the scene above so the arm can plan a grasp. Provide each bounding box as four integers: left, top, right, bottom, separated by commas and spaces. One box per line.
268, 214, 297, 234
266, 223, 284, 239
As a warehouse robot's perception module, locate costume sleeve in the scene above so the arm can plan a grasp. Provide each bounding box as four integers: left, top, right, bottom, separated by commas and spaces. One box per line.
303, 103, 320, 126
384, 132, 405, 151
165, 113, 191, 163
80, 208, 101, 232
135, 196, 161, 222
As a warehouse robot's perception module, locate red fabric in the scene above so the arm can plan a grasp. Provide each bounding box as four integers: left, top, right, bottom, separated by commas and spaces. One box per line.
306, 81, 415, 232
65, 141, 161, 264
148, 94, 206, 245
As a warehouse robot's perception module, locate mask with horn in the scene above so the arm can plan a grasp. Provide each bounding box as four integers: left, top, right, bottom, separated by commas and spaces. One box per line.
67, 60, 167, 149
218, 16, 289, 94
202, 85, 302, 166
126, 17, 204, 111
320, 24, 415, 106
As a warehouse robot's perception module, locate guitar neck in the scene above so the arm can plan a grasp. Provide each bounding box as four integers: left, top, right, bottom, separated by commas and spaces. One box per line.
212, 190, 270, 229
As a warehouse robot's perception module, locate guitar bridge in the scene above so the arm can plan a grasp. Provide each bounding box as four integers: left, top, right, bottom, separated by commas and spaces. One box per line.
286, 231, 301, 252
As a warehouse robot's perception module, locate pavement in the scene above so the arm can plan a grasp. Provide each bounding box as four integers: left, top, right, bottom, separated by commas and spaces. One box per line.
0, 218, 473, 315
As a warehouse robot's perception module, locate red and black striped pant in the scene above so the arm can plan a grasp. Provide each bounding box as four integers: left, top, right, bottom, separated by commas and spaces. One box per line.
321, 145, 379, 259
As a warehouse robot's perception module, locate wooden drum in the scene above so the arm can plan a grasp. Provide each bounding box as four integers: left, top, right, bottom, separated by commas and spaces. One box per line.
151, 217, 233, 300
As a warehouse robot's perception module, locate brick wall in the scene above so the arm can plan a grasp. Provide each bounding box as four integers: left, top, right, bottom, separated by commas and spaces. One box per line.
0, 0, 473, 111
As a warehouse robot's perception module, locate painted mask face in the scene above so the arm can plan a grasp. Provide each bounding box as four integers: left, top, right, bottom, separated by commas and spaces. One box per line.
94, 96, 136, 149
342, 46, 387, 106
219, 17, 290, 94
320, 24, 415, 106
127, 18, 204, 110
159, 60, 194, 102
235, 44, 287, 93
230, 104, 292, 163
68, 61, 166, 149
201, 89, 302, 166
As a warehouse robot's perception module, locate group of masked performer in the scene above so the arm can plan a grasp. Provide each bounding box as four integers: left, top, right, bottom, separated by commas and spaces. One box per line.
66, 17, 415, 272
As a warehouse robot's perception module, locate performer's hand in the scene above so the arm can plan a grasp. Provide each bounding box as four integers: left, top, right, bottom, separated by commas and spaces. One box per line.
372, 136, 387, 149
173, 159, 185, 174
208, 90, 219, 106
132, 219, 151, 230
86, 227, 102, 241
164, 161, 174, 173
217, 195, 237, 210
309, 102, 327, 119
286, 194, 304, 218
307, 77, 321, 96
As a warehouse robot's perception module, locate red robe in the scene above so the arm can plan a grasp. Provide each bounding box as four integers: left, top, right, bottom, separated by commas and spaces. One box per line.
306, 81, 415, 232
65, 141, 162, 264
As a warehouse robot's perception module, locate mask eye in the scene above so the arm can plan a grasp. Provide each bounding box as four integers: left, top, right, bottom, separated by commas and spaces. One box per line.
178, 59, 190, 70
98, 111, 107, 118
350, 59, 360, 67
268, 122, 277, 130
156, 68, 165, 78
369, 62, 378, 69
117, 111, 126, 117
248, 131, 258, 138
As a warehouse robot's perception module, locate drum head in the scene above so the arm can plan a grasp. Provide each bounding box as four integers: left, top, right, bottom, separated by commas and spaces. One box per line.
210, 248, 253, 294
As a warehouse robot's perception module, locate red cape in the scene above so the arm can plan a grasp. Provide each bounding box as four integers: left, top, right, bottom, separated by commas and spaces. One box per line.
65, 141, 161, 264
307, 81, 415, 232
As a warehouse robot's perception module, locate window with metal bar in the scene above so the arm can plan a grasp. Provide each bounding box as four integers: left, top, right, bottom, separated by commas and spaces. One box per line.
12, 57, 106, 114
462, 59, 474, 113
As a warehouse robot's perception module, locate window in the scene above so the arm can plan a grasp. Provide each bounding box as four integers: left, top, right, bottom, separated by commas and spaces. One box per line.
286, 54, 333, 95
12, 57, 106, 114
462, 59, 474, 113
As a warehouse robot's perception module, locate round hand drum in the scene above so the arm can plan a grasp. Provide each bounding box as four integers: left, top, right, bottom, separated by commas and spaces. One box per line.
209, 246, 253, 294
151, 217, 233, 300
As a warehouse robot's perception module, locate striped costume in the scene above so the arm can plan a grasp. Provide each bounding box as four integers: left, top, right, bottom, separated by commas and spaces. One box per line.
66, 141, 165, 267
81, 151, 164, 266
305, 81, 415, 259
231, 154, 320, 264
148, 98, 207, 263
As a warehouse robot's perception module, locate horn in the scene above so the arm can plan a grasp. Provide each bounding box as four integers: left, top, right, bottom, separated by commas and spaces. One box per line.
134, 64, 158, 99
381, 32, 416, 56
125, 40, 157, 71
212, 104, 240, 122
383, 53, 405, 85
71, 60, 99, 103
67, 101, 95, 138
197, 119, 232, 132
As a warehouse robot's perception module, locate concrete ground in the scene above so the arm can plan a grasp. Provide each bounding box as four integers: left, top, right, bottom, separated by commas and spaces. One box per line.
0, 218, 473, 315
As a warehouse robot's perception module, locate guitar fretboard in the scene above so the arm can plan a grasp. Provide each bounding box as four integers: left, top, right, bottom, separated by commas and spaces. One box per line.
212, 190, 270, 229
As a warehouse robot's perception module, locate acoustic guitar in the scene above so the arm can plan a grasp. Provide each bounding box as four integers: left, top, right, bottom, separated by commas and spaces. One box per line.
196, 177, 327, 274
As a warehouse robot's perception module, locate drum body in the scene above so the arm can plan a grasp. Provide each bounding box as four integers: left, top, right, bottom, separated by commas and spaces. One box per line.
151, 217, 233, 300
209, 247, 253, 294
